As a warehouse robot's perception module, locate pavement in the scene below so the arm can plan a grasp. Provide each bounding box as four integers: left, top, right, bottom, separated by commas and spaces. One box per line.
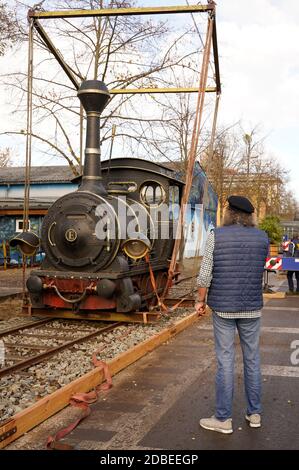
0, 287, 23, 299
0, 268, 29, 299
7, 274, 299, 450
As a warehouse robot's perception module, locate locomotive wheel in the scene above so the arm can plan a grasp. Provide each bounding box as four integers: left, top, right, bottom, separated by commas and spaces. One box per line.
156, 271, 169, 295
139, 270, 168, 309
139, 273, 154, 308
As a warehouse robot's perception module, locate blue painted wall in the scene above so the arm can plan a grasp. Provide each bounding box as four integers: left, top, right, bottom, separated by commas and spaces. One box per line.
0, 216, 15, 242
0, 216, 44, 266
0, 181, 78, 244
0, 215, 43, 242
174, 163, 218, 258
0, 182, 77, 199
0, 165, 218, 263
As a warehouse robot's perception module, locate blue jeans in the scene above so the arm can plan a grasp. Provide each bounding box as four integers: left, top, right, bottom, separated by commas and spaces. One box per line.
212, 312, 262, 420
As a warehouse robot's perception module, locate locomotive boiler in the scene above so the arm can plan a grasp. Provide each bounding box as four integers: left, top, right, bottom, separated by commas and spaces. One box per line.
12, 80, 184, 317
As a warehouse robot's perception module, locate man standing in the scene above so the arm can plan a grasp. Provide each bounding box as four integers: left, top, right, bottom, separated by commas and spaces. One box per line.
284, 235, 299, 294
195, 196, 269, 434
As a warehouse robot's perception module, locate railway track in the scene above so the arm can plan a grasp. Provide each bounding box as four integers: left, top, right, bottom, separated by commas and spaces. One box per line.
0, 320, 120, 380
0, 278, 197, 426
0, 318, 53, 338
0, 280, 200, 447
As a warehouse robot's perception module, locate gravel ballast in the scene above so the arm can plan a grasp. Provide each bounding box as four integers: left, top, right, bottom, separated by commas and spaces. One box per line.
0, 308, 195, 424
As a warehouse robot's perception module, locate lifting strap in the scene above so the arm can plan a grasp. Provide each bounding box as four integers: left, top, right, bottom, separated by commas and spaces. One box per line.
22, 18, 34, 301
162, 15, 215, 300
187, 92, 221, 295
46, 325, 140, 449
23, 18, 34, 235
145, 254, 168, 312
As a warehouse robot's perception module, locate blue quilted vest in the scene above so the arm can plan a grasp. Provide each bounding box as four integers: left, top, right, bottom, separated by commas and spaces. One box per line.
207, 225, 269, 312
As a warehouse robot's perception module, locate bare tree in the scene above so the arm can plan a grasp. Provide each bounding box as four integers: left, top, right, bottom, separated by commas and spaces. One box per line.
240, 126, 265, 184
2, 0, 205, 174
200, 123, 295, 221
125, 85, 213, 170
0, 2, 20, 56
201, 124, 244, 219
0, 147, 12, 166
277, 187, 297, 221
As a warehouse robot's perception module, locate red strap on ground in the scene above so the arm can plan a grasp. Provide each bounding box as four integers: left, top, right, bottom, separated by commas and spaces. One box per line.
46, 350, 112, 450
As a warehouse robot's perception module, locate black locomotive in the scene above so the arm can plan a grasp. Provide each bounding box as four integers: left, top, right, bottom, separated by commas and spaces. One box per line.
13, 80, 184, 316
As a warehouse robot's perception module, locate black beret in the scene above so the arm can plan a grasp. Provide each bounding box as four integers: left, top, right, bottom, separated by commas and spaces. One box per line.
227, 195, 255, 214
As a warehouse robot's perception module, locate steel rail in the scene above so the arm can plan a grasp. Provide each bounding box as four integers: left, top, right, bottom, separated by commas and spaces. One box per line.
0, 322, 120, 379
28, 4, 220, 95
0, 319, 53, 339
10, 331, 87, 341
28, 5, 215, 20
109, 87, 217, 95
172, 275, 196, 285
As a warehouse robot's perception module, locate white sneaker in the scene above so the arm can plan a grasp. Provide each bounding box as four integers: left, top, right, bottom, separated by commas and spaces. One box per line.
199, 415, 233, 434
245, 413, 261, 428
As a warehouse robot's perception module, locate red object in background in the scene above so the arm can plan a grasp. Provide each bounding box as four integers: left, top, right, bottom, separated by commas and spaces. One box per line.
282, 240, 291, 251
265, 257, 282, 270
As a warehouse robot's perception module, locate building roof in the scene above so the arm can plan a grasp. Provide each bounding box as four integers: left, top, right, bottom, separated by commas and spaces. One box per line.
0, 166, 78, 184
0, 197, 56, 210
0, 159, 178, 184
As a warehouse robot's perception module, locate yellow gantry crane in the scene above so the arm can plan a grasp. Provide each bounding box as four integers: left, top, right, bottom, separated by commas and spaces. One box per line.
22, 3, 221, 299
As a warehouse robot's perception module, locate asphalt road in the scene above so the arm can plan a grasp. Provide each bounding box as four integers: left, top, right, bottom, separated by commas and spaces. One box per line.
8, 278, 299, 451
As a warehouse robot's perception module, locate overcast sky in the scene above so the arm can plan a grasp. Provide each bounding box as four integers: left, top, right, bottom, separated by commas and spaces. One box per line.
0, 0, 298, 202
141, 0, 299, 201
216, 0, 299, 201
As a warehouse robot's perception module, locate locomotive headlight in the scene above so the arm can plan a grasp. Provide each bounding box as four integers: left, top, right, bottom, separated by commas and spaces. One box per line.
122, 232, 151, 260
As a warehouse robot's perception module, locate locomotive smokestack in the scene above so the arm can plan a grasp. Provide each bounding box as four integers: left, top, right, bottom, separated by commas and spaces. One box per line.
77, 80, 110, 194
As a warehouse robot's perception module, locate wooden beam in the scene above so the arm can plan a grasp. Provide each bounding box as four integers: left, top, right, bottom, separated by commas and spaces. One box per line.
164, 298, 195, 307
29, 5, 220, 96
0, 310, 201, 448
2, 241, 6, 270
212, 12, 221, 94
28, 308, 161, 324
33, 20, 81, 89
29, 5, 214, 20
0, 209, 48, 216
110, 87, 217, 95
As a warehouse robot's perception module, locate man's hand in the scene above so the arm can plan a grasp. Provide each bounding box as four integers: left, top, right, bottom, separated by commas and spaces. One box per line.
195, 301, 206, 315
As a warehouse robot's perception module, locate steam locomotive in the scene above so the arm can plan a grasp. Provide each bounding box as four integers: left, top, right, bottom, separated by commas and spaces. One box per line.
11, 80, 185, 316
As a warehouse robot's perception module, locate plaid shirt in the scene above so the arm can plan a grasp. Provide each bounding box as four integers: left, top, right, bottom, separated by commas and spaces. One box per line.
197, 230, 261, 319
